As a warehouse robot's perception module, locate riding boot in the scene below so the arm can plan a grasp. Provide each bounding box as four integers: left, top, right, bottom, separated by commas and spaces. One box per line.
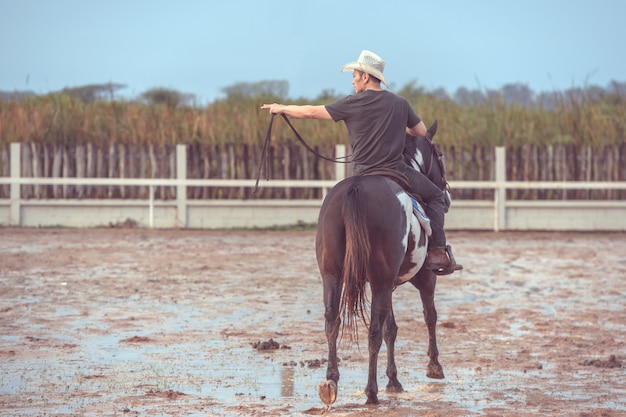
425, 245, 463, 275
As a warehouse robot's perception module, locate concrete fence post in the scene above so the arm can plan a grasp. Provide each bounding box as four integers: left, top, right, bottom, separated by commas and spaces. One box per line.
10, 143, 21, 226
176, 144, 188, 228
149, 186, 155, 229
494, 146, 506, 232
320, 144, 347, 198
335, 144, 346, 182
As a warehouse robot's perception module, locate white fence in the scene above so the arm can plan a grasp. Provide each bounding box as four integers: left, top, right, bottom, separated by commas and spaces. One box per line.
1, 143, 626, 231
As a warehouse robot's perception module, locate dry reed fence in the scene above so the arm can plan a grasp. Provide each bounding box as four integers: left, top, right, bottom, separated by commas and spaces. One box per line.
2, 141, 625, 201
0, 141, 339, 200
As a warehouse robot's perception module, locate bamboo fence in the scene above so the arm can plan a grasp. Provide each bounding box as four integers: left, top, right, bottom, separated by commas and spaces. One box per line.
2, 141, 625, 201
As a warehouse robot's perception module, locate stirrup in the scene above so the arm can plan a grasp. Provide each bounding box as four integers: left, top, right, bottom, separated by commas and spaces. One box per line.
432, 245, 463, 275
435, 245, 463, 275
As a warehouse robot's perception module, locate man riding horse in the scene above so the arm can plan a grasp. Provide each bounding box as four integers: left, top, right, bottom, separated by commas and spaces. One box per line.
262, 50, 462, 274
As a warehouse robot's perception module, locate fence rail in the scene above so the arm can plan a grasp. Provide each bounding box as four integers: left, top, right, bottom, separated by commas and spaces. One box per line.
2, 144, 626, 231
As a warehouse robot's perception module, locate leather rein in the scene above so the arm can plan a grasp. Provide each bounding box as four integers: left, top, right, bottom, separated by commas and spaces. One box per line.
254, 114, 351, 193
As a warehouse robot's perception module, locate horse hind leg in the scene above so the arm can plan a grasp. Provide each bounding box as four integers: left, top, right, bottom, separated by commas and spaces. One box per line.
412, 269, 445, 379
319, 273, 341, 407
364, 287, 394, 405
384, 309, 404, 393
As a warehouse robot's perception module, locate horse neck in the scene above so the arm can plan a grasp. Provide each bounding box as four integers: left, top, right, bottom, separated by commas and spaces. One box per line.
405, 138, 445, 190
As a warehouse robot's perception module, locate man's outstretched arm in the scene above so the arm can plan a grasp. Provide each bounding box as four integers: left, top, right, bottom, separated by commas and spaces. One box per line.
261, 103, 333, 120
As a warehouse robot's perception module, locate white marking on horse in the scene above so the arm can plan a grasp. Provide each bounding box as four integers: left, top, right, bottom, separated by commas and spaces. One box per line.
410, 149, 425, 174
395, 191, 428, 283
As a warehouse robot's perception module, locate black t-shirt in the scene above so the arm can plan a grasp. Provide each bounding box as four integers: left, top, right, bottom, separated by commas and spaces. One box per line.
325, 90, 421, 174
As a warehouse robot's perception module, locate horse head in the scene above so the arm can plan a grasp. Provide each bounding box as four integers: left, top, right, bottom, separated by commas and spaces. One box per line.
403, 120, 451, 211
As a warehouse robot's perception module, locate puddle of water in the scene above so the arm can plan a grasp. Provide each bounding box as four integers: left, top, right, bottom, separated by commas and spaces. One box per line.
3, 330, 625, 415
196, 356, 327, 407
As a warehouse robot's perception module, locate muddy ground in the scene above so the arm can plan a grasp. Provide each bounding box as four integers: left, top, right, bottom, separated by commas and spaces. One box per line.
0, 228, 624, 417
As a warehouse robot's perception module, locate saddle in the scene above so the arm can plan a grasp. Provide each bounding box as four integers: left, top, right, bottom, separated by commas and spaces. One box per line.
359, 167, 425, 205
359, 167, 410, 192
359, 167, 432, 236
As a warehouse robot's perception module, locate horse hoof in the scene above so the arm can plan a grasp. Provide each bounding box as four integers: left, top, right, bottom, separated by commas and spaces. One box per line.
427, 364, 445, 379
365, 395, 379, 405
318, 380, 337, 406
386, 382, 404, 393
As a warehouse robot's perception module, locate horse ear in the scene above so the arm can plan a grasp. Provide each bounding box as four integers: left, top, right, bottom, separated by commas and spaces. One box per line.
427, 120, 438, 139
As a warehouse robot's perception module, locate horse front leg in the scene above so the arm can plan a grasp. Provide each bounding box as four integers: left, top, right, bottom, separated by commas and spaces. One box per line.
412, 269, 445, 379
384, 309, 404, 392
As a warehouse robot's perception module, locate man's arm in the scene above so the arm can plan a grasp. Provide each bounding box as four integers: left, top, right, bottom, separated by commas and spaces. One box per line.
261, 103, 333, 120
407, 120, 427, 137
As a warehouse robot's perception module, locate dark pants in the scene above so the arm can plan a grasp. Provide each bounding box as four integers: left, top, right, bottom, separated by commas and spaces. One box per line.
399, 163, 447, 248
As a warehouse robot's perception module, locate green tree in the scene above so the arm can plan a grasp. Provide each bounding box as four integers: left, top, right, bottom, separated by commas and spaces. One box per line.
58, 82, 127, 103
140, 88, 195, 108
220, 80, 289, 100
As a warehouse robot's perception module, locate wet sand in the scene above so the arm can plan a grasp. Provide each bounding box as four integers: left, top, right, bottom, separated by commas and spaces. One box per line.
0, 229, 624, 416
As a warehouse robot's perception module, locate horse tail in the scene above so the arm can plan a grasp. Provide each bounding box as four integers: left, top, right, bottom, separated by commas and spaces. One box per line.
341, 178, 371, 340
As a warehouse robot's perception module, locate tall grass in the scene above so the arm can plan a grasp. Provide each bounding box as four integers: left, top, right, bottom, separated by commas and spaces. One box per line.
0, 92, 624, 148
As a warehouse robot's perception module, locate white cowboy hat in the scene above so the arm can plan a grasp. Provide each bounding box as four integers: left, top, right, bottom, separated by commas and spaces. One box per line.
341, 50, 388, 88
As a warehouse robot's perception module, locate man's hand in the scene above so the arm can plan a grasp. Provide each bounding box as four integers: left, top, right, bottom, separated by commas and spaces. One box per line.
261, 103, 284, 114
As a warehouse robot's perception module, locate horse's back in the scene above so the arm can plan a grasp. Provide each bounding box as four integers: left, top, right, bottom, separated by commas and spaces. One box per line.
316, 175, 409, 277
318, 175, 404, 232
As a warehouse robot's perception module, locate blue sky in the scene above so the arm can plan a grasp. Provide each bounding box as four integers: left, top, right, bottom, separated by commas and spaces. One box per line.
1, 0, 624, 103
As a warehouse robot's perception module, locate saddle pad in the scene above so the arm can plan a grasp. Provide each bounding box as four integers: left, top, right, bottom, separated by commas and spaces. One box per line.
411, 198, 432, 237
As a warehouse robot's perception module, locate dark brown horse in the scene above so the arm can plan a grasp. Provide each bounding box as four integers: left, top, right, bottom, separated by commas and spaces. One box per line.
315, 122, 446, 406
